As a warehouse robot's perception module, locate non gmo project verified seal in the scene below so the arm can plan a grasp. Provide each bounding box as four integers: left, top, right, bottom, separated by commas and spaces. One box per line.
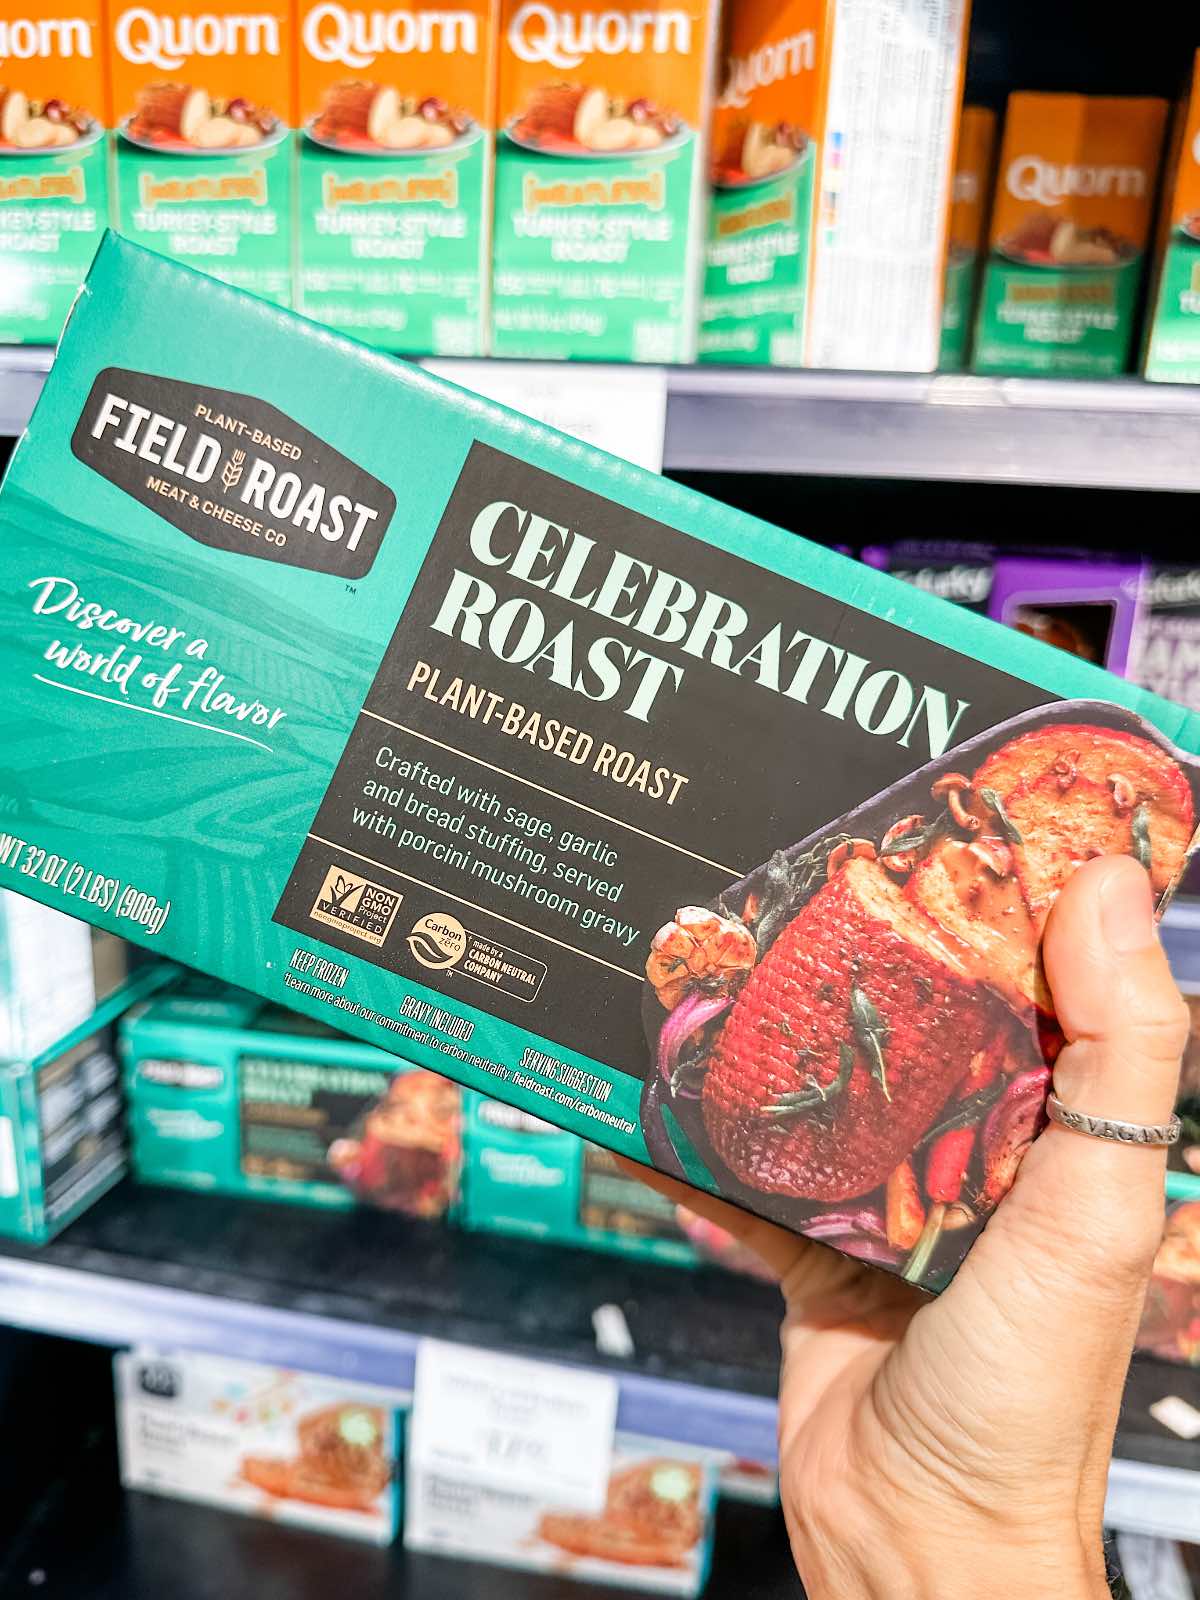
310, 866, 403, 948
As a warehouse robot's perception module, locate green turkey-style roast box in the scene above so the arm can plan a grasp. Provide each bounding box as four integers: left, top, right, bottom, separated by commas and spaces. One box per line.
2, 234, 1200, 1291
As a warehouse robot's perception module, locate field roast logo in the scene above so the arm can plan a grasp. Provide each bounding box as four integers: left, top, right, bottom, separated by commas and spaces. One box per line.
302, 3, 478, 67
71, 368, 394, 578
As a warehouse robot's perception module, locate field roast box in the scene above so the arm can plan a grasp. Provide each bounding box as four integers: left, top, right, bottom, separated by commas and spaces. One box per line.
2, 235, 1200, 1291
121, 974, 462, 1214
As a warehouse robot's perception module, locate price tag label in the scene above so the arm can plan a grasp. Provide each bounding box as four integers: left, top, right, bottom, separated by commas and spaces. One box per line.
408, 1339, 618, 1512
422, 360, 668, 473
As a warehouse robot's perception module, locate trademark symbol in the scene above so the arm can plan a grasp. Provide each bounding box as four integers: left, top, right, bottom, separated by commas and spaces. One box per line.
345, 583, 357, 595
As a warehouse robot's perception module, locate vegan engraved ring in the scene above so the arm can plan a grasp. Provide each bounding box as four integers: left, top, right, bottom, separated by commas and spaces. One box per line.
1046, 1093, 1181, 1147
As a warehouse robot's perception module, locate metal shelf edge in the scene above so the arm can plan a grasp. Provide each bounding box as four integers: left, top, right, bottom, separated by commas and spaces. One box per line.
0, 1250, 780, 1464
5, 348, 1200, 488
0, 347, 53, 436
1105, 1457, 1200, 1540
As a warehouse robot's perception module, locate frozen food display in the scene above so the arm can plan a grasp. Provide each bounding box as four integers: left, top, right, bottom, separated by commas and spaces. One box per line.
116, 1348, 407, 1542
122, 979, 461, 1216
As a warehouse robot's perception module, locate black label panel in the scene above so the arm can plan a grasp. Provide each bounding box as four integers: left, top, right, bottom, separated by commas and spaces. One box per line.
71, 367, 394, 578
274, 441, 1052, 1075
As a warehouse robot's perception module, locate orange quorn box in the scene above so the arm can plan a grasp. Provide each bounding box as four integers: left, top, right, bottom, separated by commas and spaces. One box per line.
698, 0, 971, 370
295, 0, 498, 353
938, 105, 997, 370
973, 92, 1167, 376
105, 0, 295, 304
490, 0, 720, 361
0, 1, 110, 342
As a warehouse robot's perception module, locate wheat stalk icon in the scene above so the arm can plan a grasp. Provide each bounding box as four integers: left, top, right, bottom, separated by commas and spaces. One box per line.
221, 449, 246, 492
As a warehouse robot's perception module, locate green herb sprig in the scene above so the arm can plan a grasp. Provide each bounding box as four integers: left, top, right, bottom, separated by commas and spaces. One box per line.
851, 983, 891, 1102
761, 1042, 854, 1120
979, 787, 1023, 846
1131, 802, 1152, 871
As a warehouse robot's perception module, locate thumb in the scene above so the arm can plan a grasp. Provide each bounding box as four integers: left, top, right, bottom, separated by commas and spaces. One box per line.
998, 854, 1188, 1291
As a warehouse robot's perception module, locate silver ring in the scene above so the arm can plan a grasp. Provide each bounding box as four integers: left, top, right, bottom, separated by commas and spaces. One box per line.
1046, 1092, 1180, 1147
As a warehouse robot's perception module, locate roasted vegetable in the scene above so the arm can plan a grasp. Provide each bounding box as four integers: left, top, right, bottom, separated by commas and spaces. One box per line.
980, 1068, 1051, 1210
886, 1160, 926, 1250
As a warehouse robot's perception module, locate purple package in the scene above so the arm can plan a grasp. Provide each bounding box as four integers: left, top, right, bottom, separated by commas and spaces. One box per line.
861, 541, 995, 612
1131, 566, 1200, 711
987, 557, 1146, 675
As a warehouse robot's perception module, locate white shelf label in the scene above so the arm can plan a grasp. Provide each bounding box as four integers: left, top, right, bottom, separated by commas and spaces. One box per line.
1149, 1394, 1200, 1440
408, 1338, 618, 1514
423, 360, 667, 473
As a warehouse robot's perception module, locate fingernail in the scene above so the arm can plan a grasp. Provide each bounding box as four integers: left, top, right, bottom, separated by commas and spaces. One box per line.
1100, 862, 1156, 953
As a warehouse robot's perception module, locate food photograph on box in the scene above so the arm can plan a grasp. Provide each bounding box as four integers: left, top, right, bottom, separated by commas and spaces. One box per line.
3, 6, 1200, 1596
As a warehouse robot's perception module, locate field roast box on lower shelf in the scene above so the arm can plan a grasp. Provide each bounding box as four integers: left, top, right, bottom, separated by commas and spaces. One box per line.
1, 235, 1199, 1291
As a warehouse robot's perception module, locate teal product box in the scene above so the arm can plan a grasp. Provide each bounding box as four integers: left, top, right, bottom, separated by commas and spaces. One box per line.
0, 962, 176, 1242
116, 1347, 408, 1544
1167, 967, 1200, 1201
121, 976, 462, 1214
461, 1093, 696, 1266
4, 236, 1200, 1293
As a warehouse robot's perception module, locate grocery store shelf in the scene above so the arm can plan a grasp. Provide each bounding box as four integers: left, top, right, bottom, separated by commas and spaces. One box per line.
1110, 1357, 1200, 1539
665, 368, 1200, 491
0, 1182, 1197, 1539
0, 1183, 780, 1467
5, 345, 1200, 490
